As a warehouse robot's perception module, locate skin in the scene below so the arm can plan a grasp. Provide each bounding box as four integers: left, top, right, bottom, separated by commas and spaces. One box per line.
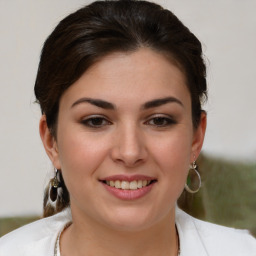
40, 48, 206, 256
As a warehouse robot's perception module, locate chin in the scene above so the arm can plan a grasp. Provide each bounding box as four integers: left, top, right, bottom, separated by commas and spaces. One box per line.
99, 206, 170, 233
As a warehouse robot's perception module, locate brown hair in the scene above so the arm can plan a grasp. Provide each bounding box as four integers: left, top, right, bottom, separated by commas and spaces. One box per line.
34, 0, 207, 217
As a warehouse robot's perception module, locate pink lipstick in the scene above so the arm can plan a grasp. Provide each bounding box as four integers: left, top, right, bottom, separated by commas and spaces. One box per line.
99, 175, 157, 200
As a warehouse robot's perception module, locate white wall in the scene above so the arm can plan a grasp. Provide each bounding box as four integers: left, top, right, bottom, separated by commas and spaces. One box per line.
0, 0, 255, 217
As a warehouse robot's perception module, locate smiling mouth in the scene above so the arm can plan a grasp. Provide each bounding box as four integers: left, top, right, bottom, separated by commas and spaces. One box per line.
100, 180, 157, 190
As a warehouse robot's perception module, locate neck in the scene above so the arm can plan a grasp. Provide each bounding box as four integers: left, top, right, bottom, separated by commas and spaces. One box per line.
61, 208, 179, 256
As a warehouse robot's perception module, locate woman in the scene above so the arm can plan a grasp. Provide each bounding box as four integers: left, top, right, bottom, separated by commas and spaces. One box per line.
0, 1, 255, 255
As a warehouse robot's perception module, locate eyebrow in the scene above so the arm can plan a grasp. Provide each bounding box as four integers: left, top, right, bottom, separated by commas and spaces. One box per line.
71, 96, 183, 110
71, 98, 115, 109
142, 97, 184, 109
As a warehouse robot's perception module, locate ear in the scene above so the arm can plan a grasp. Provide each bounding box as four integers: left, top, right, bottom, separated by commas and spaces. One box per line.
190, 111, 207, 162
39, 115, 61, 169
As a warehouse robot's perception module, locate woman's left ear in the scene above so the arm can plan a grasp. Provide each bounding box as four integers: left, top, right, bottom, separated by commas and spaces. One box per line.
39, 115, 61, 169
191, 111, 207, 161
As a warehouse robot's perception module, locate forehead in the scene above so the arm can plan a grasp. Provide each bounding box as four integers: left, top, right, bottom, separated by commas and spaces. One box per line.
60, 48, 190, 109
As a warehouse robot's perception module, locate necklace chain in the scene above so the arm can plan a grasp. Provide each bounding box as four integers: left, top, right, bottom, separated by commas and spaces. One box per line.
54, 222, 71, 256
54, 225, 181, 256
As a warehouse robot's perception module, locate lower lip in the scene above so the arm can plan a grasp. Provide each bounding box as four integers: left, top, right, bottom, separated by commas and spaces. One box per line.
102, 182, 155, 200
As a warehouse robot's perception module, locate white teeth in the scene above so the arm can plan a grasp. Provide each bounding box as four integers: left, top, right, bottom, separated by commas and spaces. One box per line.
137, 180, 142, 188
129, 181, 138, 190
142, 180, 147, 187
106, 180, 154, 190
114, 180, 121, 189
121, 181, 130, 189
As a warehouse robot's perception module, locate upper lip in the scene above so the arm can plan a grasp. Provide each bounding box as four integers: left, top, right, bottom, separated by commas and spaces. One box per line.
99, 174, 157, 182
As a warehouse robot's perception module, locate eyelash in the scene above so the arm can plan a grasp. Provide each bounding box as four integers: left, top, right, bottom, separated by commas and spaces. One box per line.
145, 115, 176, 127
81, 115, 176, 129
81, 115, 111, 128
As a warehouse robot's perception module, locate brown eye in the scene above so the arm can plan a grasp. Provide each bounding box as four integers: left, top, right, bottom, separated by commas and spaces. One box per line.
146, 116, 176, 127
81, 116, 111, 128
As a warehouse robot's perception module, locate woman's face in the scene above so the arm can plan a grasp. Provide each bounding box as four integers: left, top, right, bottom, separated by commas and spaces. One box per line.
42, 48, 206, 231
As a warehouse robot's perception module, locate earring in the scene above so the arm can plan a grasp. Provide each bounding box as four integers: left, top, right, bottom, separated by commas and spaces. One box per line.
50, 168, 61, 202
184, 161, 201, 193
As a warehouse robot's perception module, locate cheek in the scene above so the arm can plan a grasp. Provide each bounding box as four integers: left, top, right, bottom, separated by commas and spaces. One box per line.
56, 131, 111, 211
152, 129, 192, 162
56, 126, 110, 183
149, 129, 192, 185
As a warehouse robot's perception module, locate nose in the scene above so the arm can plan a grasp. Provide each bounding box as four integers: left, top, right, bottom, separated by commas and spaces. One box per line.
110, 123, 148, 167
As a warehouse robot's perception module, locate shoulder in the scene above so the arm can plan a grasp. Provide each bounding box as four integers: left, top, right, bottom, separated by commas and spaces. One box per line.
176, 207, 256, 256
0, 208, 72, 256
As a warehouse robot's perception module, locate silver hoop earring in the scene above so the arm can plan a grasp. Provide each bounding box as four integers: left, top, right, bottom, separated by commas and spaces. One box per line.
50, 168, 61, 202
184, 161, 201, 193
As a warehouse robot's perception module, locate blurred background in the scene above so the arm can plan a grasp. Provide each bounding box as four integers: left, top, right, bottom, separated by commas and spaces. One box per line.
0, 0, 255, 236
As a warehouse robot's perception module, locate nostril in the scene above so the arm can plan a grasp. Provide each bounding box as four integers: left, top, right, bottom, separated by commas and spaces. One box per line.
110, 137, 147, 167
114, 158, 145, 168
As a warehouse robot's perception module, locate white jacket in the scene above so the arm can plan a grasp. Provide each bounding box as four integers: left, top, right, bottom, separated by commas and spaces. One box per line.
0, 207, 255, 256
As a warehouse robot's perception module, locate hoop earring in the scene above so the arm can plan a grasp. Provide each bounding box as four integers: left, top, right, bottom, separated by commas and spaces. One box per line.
184, 161, 201, 193
50, 168, 61, 202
